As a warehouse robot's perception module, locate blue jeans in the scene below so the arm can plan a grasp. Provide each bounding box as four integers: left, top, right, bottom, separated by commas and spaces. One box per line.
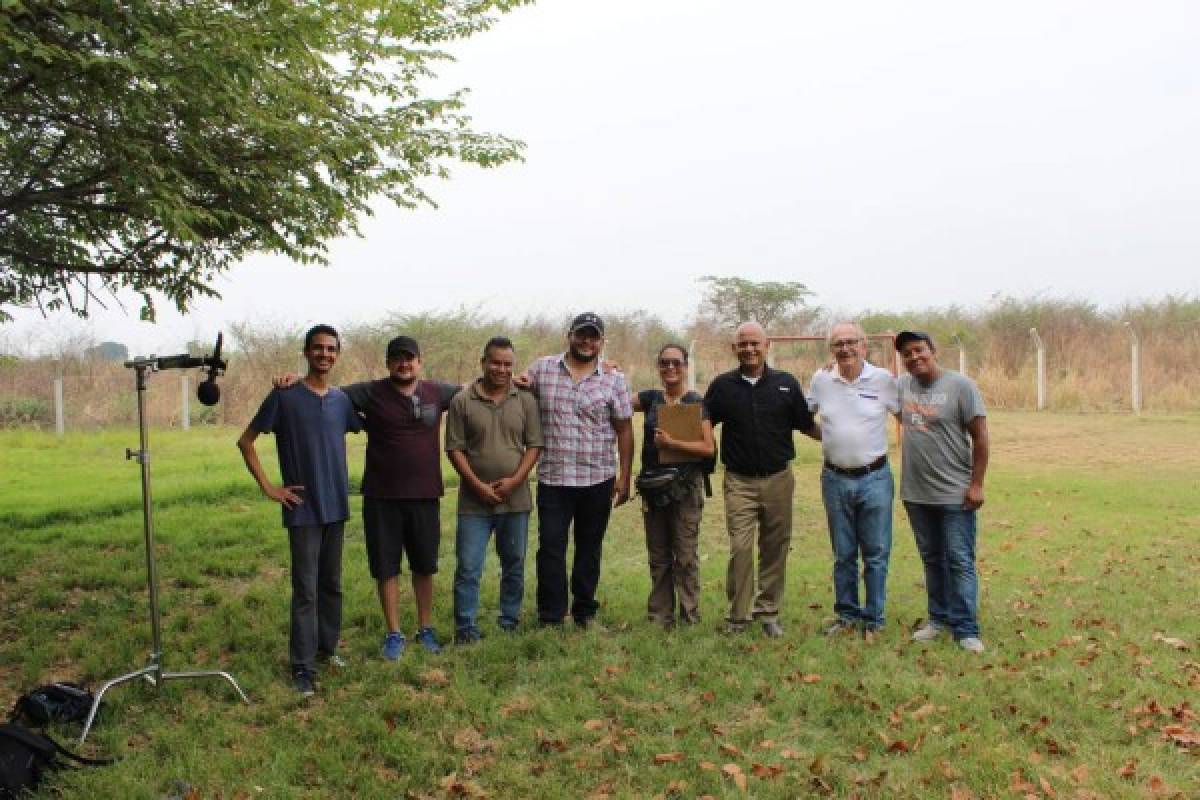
903, 501, 980, 639
821, 466, 893, 628
453, 512, 530, 632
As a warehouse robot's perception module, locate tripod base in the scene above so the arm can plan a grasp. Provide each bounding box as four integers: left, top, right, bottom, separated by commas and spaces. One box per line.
80, 661, 249, 744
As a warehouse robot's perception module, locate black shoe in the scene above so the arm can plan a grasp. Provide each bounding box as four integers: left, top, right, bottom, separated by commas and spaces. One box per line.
573, 617, 593, 630
824, 618, 858, 636
761, 620, 785, 639
291, 668, 316, 697
454, 627, 483, 645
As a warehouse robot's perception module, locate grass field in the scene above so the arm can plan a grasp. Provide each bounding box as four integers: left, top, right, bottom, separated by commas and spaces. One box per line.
1, 412, 1197, 799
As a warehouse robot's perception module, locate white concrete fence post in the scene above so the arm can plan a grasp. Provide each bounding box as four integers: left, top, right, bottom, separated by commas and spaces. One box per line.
181, 374, 191, 430
1029, 327, 1046, 411
952, 333, 967, 376
1125, 322, 1141, 416
54, 376, 65, 436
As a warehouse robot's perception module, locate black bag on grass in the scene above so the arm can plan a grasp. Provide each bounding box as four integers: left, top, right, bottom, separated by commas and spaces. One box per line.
0, 723, 112, 798
9, 683, 97, 726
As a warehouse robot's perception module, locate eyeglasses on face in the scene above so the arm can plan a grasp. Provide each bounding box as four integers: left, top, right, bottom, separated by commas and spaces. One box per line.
657, 358, 685, 368
830, 338, 864, 349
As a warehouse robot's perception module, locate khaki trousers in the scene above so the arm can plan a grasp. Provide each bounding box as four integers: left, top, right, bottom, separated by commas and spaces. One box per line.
723, 468, 795, 624
642, 476, 704, 625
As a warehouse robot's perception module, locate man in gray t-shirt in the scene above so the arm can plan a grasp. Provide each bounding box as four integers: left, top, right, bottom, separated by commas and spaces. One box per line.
895, 331, 990, 653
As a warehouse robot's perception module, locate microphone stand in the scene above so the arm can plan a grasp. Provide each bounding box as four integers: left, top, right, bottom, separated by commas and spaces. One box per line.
80, 339, 248, 744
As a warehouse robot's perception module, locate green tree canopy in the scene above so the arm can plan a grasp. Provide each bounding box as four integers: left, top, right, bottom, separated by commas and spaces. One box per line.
0, 0, 526, 321
696, 275, 815, 331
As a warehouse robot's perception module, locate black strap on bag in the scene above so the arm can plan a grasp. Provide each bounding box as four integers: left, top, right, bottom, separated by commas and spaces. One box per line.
0, 723, 113, 798
9, 683, 98, 727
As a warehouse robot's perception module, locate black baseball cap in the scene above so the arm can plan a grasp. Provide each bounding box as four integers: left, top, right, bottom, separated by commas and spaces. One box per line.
569, 312, 604, 336
386, 335, 420, 359
894, 331, 934, 351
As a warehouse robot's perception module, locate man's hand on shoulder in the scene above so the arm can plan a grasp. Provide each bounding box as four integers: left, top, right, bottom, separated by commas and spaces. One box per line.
272, 373, 300, 389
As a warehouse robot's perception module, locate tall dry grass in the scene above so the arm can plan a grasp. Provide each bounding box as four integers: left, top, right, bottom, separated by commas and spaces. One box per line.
2, 296, 1198, 429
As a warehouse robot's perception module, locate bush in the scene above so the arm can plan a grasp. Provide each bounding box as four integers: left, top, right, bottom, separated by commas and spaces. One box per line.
0, 396, 52, 427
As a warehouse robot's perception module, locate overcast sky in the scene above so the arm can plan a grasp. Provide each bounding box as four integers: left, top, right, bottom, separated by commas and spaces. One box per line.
6, 0, 1198, 354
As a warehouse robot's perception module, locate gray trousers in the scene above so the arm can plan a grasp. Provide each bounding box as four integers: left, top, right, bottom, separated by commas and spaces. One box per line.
288, 523, 344, 671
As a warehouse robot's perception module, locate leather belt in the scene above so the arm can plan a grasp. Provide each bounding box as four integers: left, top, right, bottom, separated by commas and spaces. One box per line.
823, 455, 887, 478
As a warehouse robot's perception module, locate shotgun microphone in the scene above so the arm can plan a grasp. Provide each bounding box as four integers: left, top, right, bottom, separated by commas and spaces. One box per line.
196, 333, 225, 407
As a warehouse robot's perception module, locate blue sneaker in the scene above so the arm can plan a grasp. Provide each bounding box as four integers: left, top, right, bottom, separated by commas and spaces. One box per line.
415, 626, 443, 654
381, 631, 406, 660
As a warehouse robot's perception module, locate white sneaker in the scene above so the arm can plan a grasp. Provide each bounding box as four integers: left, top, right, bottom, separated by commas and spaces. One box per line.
958, 637, 985, 653
911, 621, 945, 642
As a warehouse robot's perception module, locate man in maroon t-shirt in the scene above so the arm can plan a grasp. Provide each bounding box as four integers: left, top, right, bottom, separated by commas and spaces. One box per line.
342, 335, 460, 659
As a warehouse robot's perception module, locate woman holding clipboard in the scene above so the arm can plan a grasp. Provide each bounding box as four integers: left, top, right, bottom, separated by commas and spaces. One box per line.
632, 343, 716, 628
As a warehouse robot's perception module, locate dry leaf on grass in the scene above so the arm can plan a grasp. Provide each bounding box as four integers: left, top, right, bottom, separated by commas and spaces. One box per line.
1151, 632, 1190, 651
451, 728, 491, 754
653, 752, 684, 764
909, 703, 939, 720
499, 697, 532, 717
750, 763, 783, 779
1161, 724, 1200, 748
583, 719, 607, 731
420, 668, 450, 687
720, 763, 747, 792
440, 773, 488, 798
586, 781, 615, 799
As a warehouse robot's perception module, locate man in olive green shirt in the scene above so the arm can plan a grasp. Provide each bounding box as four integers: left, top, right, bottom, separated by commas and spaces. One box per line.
445, 336, 543, 643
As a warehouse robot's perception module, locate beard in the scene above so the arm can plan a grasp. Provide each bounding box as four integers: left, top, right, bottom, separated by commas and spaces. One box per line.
568, 344, 599, 363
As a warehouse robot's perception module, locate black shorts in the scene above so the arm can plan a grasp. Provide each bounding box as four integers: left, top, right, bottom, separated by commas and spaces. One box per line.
362, 497, 441, 578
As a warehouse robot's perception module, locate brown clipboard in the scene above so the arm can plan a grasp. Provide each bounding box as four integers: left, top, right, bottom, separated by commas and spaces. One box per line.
656, 402, 703, 464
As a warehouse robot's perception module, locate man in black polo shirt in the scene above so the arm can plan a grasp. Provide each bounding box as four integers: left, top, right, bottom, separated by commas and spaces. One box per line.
704, 321, 816, 638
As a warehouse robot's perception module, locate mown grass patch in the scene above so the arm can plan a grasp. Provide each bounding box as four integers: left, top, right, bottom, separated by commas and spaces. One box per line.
1, 412, 1197, 799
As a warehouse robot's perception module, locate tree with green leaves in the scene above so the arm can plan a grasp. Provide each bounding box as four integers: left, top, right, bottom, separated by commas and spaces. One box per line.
696, 275, 815, 331
0, 0, 526, 322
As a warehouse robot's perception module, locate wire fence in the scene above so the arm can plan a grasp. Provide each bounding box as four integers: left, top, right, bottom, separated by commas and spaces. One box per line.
3, 323, 1189, 434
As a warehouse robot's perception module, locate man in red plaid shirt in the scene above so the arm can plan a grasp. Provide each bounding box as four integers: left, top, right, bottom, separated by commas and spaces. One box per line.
524, 312, 635, 628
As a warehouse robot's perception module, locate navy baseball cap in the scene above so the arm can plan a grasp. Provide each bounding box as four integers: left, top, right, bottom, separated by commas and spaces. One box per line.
569, 312, 604, 336
386, 335, 420, 359
894, 331, 934, 351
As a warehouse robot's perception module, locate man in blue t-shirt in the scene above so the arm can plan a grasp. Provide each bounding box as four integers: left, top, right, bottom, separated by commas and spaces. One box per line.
237, 325, 362, 696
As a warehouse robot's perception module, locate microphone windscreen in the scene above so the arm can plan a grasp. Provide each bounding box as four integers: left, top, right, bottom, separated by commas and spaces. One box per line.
196, 380, 221, 407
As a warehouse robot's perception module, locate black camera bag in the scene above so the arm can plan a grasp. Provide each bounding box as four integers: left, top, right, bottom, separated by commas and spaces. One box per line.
0, 723, 112, 798
10, 683, 96, 726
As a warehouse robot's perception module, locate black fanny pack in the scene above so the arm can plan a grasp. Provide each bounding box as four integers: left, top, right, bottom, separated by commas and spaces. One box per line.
635, 464, 699, 507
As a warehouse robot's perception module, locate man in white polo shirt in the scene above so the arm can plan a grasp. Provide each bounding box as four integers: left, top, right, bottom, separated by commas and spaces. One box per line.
807, 321, 899, 635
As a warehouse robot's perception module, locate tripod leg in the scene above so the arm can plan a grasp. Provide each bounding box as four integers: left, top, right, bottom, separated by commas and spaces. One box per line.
79, 665, 159, 745
162, 670, 250, 704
